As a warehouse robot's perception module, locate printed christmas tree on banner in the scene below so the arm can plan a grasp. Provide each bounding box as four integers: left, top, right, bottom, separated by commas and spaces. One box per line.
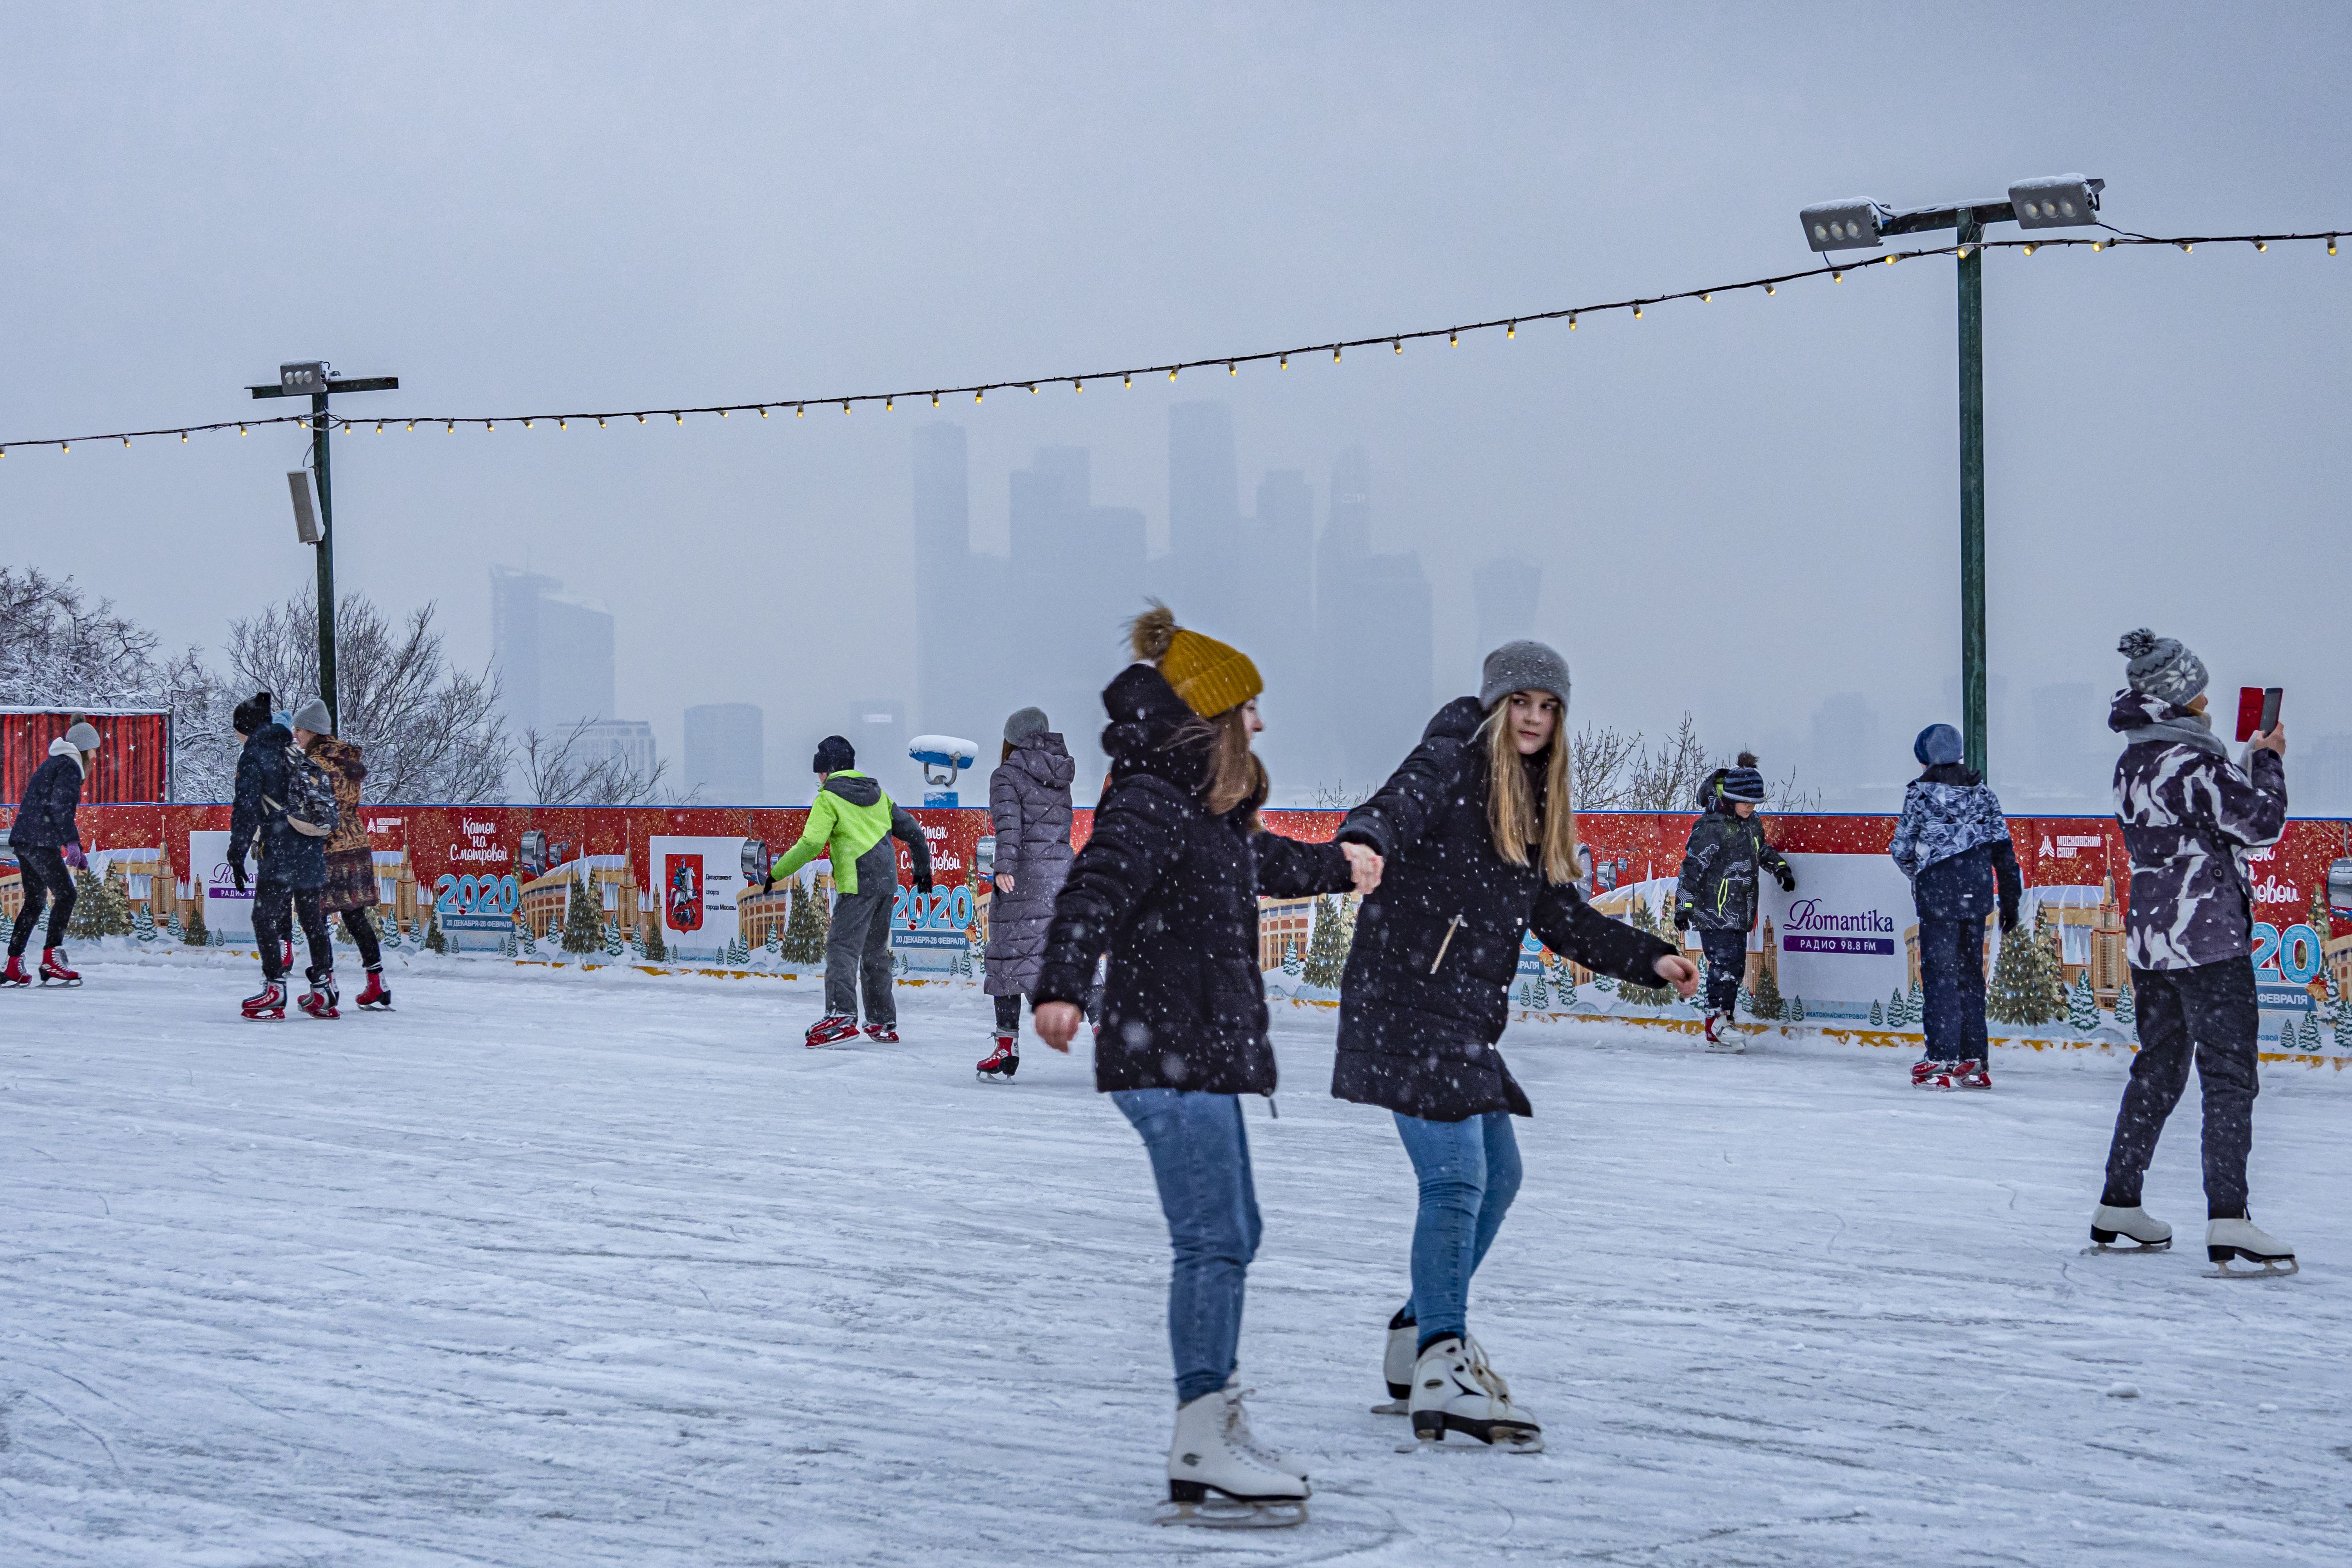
1788, 995, 1806, 1023
132, 902, 156, 942
643, 915, 666, 964
1530, 966, 1550, 1010
425, 908, 446, 954
1619, 895, 1674, 1006
2114, 978, 2136, 1035
1555, 960, 1578, 1011
1869, 998, 1884, 1027
1300, 895, 1354, 989
629, 923, 646, 960
604, 921, 624, 958
1281, 940, 1300, 977
166, 906, 183, 943
183, 897, 208, 949
779, 875, 828, 965
561, 877, 603, 956
69, 866, 132, 940
1887, 988, 1909, 1028
1989, 906, 2066, 1028
2067, 972, 2101, 1033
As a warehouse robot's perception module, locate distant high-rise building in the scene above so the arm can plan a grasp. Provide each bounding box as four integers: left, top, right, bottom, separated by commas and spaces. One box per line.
911, 424, 1006, 749
573, 720, 657, 786
1808, 692, 1886, 809
490, 565, 616, 735
1474, 556, 1542, 655
1008, 446, 1146, 785
684, 703, 764, 804
1239, 468, 1318, 783
1168, 403, 1243, 634
1313, 447, 1432, 791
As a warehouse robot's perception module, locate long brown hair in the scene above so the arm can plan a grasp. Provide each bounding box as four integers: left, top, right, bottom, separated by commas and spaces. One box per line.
1478, 696, 1577, 884
1200, 705, 1267, 822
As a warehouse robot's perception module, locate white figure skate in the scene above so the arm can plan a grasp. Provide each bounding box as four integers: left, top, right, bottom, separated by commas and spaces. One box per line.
1157, 1385, 1308, 1528
1372, 1308, 1416, 1414
2206, 1215, 2297, 1278
1406, 1334, 1544, 1453
2084, 1204, 2171, 1255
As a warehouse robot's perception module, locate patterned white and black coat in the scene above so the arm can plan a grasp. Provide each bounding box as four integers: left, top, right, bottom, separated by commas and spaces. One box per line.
2109, 690, 2287, 970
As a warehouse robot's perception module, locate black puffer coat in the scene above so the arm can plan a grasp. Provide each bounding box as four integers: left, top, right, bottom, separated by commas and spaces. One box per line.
1333, 697, 1673, 1121
227, 723, 327, 890
7, 741, 86, 851
1032, 663, 1354, 1096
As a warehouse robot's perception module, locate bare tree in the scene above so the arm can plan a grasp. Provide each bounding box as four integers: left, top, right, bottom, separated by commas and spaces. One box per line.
224, 593, 508, 803
1570, 721, 1644, 810
1307, 779, 1374, 809
516, 718, 682, 806
1626, 712, 1717, 812
1766, 764, 1823, 813
0, 566, 233, 798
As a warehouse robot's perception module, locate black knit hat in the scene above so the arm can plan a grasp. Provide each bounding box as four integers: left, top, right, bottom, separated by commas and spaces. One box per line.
812, 734, 856, 774
1715, 751, 1765, 805
232, 691, 274, 737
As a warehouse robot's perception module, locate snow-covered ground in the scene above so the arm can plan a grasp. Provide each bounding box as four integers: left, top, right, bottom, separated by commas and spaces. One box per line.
3, 951, 2346, 1566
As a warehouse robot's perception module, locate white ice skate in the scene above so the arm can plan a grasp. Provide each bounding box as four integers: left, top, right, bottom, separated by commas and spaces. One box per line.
1220, 1377, 1308, 1483
1372, 1308, 1417, 1414
1406, 1334, 1543, 1453
2084, 1204, 2171, 1254
2206, 1215, 2298, 1278
1702, 1012, 1746, 1054
1157, 1385, 1308, 1528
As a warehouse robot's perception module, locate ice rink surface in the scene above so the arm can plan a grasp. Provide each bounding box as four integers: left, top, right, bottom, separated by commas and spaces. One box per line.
2, 951, 2345, 1566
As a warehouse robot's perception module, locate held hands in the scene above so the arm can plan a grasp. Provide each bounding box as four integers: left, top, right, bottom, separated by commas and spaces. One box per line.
1653, 953, 1700, 999
1339, 842, 1384, 895
1034, 1000, 1083, 1053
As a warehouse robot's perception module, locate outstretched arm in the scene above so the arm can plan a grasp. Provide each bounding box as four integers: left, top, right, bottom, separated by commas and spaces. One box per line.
769, 794, 839, 883
1337, 727, 1465, 861
889, 805, 934, 890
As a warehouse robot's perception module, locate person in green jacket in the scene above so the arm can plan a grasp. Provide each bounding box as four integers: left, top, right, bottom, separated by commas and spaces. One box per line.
768, 734, 933, 1047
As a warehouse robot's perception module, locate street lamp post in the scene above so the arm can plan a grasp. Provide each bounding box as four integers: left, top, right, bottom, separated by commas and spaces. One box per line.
1799, 176, 2104, 778
248, 363, 398, 731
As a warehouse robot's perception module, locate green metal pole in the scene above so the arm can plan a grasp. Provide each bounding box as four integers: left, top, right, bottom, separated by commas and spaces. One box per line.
1957, 216, 1987, 778
312, 389, 338, 731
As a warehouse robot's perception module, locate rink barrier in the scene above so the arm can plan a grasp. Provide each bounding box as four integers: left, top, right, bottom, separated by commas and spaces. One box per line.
11, 799, 2346, 1061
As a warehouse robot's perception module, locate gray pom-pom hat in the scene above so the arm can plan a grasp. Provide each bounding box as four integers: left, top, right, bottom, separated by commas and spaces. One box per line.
2117, 628, 2208, 706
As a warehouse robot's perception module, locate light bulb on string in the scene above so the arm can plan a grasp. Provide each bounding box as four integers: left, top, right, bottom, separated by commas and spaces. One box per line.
760, 406, 769, 417
718, 408, 728, 417
446, 421, 455, 433
1632, 305, 1642, 319
2022, 243, 2036, 256
1228, 362, 1237, 376
1449, 329, 1458, 346
487, 421, 495, 431
1570, 311, 1580, 326
523, 419, 533, 430
931, 393, 941, 407
1506, 321, 1515, 338
636, 413, 646, 423
797, 404, 806, 417
122, 436, 130, 447
1332, 346, 1342, 363
842, 400, 850, 414
1123, 373, 1132, 387
61, 442, 69, 452
1832, 270, 1844, 282
2255, 240, 2268, 252
2180, 242, 2193, 253
886, 397, 894, 411
975, 390, 983, 403
2330, 236, 2340, 255
240, 424, 248, 435
1074, 380, 1083, 394
1764, 284, 1775, 296
1168, 368, 1177, 381
1701, 291, 1713, 300
181, 431, 188, 442
406, 421, 416, 432
375, 421, 385, 433
673, 412, 682, 424
1392, 338, 1401, 354
1279, 354, 1287, 369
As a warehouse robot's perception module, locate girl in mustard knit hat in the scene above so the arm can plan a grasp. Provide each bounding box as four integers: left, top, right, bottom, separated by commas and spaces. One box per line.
1032, 604, 1381, 1526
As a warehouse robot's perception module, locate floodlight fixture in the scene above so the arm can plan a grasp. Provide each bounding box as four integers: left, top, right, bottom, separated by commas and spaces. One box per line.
1801, 200, 1889, 252
279, 361, 329, 395
2007, 174, 2104, 230
287, 470, 321, 544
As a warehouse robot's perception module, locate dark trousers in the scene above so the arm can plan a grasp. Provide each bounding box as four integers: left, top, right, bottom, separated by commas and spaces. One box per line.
993, 992, 1024, 1033
1699, 930, 1745, 1014
341, 906, 382, 969
7, 845, 76, 956
2102, 958, 2260, 1220
254, 878, 333, 983
823, 885, 896, 1024
1919, 915, 1989, 1061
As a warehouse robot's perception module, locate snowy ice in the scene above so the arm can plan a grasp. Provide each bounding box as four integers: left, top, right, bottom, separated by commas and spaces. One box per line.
3, 951, 2346, 1565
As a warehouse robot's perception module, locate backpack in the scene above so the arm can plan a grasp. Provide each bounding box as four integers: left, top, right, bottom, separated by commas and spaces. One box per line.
265, 744, 342, 839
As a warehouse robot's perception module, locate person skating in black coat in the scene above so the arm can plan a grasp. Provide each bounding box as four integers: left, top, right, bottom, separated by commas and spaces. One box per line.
1032, 605, 1379, 1524
3, 719, 101, 986
225, 692, 337, 1019
1331, 640, 1697, 1452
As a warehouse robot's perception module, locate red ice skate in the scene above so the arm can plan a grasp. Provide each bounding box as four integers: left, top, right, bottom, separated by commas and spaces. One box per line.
1954, 1058, 1990, 1090
298, 972, 340, 1020
355, 969, 392, 1010
977, 1035, 1020, 1081
804, 1014, 859, 1048
39, 948, 81, 986
242, 980, 287, 1020
0, 955, 30, 987
862, 1022, 900, 1044
1911, 1057, 1954, 1089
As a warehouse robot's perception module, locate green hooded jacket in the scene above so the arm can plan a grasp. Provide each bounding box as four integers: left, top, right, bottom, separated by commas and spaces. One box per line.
770, 771, 932, 896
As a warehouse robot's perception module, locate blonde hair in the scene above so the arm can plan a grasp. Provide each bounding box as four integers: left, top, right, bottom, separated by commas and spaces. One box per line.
1479, 697, 1578, 884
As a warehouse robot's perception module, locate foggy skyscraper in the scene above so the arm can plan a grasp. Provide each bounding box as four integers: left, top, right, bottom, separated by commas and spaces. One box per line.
911, 424, 1006, 750
1240, 468, 1318, 783
1314, 447, 1433, 790
1008, 445, 1145, 784
1167, 402, 1243, 636
684, 703, 765, 804
490, 565, 617, 734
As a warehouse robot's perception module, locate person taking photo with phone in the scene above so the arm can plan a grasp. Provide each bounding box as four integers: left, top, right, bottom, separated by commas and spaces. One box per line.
2090, 629, 2294, 1275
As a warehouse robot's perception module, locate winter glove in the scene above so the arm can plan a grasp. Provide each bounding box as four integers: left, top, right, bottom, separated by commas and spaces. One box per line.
231, 861, 249, 893
1776, 870, 1797, 893
915, 873, 934, 897
1672, 909, 1692, 932
1998, 901, 2020, 932
61, 842, 88, 871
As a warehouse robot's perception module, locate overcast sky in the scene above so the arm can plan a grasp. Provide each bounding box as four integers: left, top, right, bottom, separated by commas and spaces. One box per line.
5, 2, 2347, 806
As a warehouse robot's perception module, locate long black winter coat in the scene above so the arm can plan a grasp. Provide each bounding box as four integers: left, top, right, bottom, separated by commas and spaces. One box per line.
7, 743, 86, 851
1032, 663, 1354, 1097
1332, 697, 1674, 1121
227, 723, 327, 890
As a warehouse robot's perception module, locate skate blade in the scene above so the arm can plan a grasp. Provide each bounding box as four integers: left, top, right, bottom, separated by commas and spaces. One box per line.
2080, 1240, 2171, 1256
1155, 1499, 1306, 1529
2206, 1255, 2298, 1279
1396, 1431, 1546, 1455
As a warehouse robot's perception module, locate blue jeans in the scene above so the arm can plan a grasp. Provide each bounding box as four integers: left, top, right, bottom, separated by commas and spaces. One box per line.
1113, 1089, 1262, 1405
1394, 1110, 1523, 1346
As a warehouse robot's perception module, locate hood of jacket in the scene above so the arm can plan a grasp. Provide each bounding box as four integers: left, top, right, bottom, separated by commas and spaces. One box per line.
48, 735, 86, 774
310, 735, 367, 779
1422, 695, 1486, 748
1101, 663, 1210, 796
1008, 730, 1076, 792
820, 770, 883, 808
2110, 688, 2227, 758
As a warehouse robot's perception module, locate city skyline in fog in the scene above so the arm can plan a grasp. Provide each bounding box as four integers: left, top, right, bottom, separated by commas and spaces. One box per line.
7, 5, 2351, 811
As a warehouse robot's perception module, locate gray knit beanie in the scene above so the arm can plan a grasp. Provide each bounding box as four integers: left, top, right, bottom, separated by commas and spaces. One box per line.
290, 696, 333, 735
1480, 640, 1571, 711
2117, 628, 2208, 705
1003, 706, 1049, 745
62, 720, 101, 752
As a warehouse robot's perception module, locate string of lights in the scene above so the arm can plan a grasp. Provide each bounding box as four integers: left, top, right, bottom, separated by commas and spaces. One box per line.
1, 229, 2339, 458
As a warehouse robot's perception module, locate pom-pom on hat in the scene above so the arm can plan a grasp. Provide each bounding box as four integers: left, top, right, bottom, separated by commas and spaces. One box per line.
1716, 750, 1766, 804
2117, 627, 2208, 705
812, 734, 857, 774
1129, 603, 1262, 718
1914, 723, 1965, 766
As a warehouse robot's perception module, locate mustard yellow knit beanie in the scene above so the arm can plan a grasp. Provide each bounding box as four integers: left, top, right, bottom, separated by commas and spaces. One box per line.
1129, 603, 1262, 718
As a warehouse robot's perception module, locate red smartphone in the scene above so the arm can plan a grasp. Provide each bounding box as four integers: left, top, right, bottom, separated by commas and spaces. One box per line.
2235, 686, 2283, 742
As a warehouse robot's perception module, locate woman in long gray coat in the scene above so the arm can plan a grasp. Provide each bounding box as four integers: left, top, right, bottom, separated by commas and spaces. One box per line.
980, 707, 1075, 1078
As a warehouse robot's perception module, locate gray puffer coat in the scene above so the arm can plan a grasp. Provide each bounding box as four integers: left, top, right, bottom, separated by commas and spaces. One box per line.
984, 730, 1076, 995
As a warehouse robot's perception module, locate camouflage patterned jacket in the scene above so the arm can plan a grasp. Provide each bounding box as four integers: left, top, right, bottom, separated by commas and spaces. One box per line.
2110, 689, 2287, 970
